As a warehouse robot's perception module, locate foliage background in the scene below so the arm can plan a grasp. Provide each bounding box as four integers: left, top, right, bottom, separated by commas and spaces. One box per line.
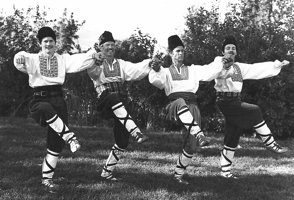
0, 0, 293, 137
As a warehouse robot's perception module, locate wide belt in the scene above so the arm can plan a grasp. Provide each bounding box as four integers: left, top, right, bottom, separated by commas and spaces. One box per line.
103, 82, 124, 93
216, 92, 241, 98
33, 85, 63, 98
168, 92, 197, 103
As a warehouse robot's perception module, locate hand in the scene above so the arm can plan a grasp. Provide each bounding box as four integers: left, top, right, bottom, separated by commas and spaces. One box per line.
223, 62, 233, 70
92, 52, 105, 65
222, 56, 234, 70
15, 55, 26, 64
150, 57, 161, 72
280, 60, 290, 68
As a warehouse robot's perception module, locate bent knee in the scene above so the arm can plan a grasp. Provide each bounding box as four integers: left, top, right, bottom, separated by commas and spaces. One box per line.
172, 98, 188, 111
35, 102, 54, 113
116, 141, 128, 150
250, 105, 263, 122
107, 93, 123, 106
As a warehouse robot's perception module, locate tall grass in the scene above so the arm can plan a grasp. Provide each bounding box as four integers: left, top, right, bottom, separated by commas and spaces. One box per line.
0, 117, 293, 200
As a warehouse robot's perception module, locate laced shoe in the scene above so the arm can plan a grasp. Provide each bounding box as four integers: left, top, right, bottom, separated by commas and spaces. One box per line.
134, 132, 149, 144
41, 179, 59, 193
101, 172, 121, 182
196, 134, 209, 147
174, 176, 189, 185
68, 138, 81, 153
220, 172, 239, 179
266, 142, 288, 154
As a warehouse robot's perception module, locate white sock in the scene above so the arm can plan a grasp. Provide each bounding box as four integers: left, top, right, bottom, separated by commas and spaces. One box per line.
220, 145, 236, 176
177, 106, 203, 138
101, 144, 125, 178
46, 114, 76, 143
42, 149, 59, 180
174, 149, 193, 179
112, 102, 141, 137
254, 121, 276, 148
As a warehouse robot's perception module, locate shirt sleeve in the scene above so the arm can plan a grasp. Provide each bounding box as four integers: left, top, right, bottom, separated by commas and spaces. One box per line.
87, 64, 103, 81
148, 67, 166, 90
13, 51, 36, 74
65, 49, 97, 73
121, 59, 152, 81
193, 56, 224, 81
239, 60, 282, 80
217, 67, 230, 79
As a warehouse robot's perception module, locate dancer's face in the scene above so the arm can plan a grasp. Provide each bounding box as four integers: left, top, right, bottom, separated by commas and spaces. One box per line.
40, 37, 56, 55
223, 44, 237, 60
100, 41, 115, 58
170, 46, 184, 64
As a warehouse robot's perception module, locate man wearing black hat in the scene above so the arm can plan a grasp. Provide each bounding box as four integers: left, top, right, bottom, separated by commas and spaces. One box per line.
14, 26, 100, 192
215, 35, 289, 179
149, 35, 226, 185
87, 31, 154, 181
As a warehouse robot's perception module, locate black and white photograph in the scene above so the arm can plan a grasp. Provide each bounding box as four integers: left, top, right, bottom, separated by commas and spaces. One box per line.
0, 0, 293, 199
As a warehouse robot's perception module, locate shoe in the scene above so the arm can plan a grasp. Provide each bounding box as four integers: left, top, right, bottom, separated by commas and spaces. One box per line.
196, 135, 209, 147
267, 142, 288, 154
134, 132, 149, 144
41, 179, 59, 193
220, 172, 239, 179
174, 176, 189, 185
101, 174, 121, 182
69, 138, 81, 153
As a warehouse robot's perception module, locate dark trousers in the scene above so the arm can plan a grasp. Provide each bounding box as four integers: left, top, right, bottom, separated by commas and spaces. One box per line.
29, 95, 67, 153
166, 98, 201, 154
216, 97, 264, 148
97, 91, 130, 149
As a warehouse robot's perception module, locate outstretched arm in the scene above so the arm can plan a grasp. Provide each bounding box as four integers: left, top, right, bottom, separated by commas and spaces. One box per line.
122, 59, 152, 81
13, 51, 35, 74
65, 50, 103, 73
194, 56, 225, 81
240, 60, 290, 80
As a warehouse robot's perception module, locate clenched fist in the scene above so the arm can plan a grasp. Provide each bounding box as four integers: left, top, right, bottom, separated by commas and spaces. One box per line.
15, 55, 26, 64
150, 57, 162, 72
92, 52, 105, 66
222, 55, 234, 70
280, 60, 290, 68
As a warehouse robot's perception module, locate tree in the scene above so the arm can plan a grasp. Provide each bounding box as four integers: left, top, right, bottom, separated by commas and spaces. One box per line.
118, 28, 167, 129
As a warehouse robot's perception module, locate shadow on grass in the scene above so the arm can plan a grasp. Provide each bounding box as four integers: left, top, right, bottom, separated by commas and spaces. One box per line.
119, 171, 294, 200
1, 117, 293, 160
5, 167, 291, 200
118, 170, 292, 191
1, 117, 294, 200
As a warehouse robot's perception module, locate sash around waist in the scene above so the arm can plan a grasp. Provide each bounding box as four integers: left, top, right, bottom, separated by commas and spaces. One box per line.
168, 92, 197, 103
33, 85, 62, 92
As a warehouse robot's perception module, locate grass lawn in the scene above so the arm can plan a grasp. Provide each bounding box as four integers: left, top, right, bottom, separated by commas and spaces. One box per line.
0, 117, 293, 200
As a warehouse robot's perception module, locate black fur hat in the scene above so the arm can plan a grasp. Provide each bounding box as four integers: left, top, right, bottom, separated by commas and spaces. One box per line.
222, 35, 237, 51
168, 35, 184, 51
37, 26, 56, 43
99, 31, 115, 45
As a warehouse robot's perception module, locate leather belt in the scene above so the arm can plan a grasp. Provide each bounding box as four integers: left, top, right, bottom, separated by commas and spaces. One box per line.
216, 92, 240, 98
33, 91, 63, 97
